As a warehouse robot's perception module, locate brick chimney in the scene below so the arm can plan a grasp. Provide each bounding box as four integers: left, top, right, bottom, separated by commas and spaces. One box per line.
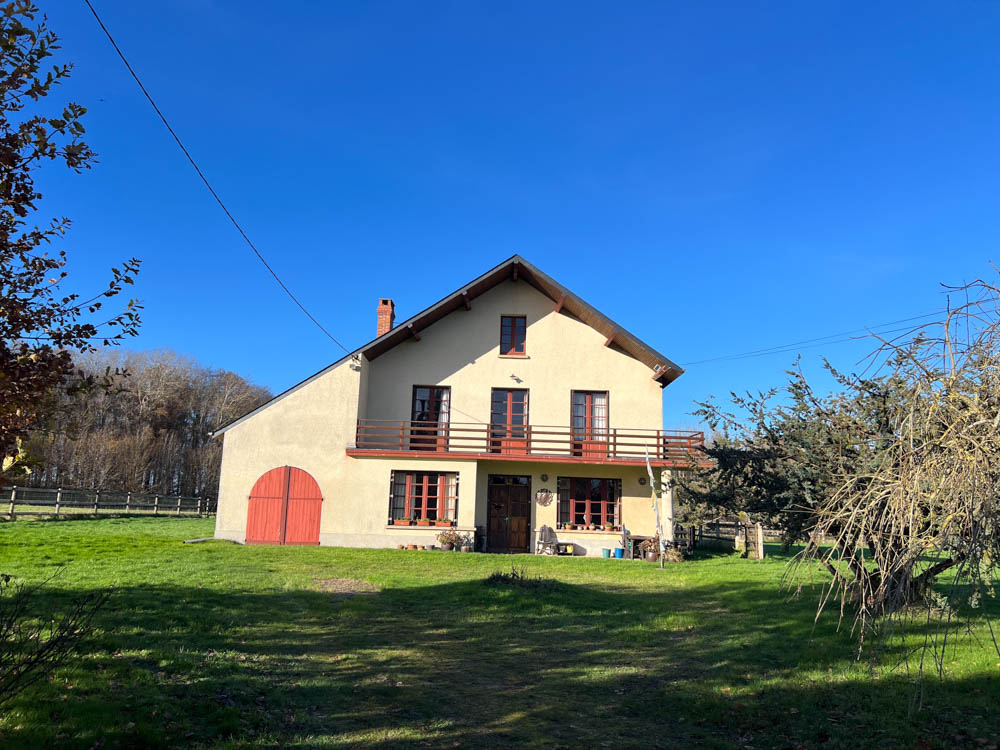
376, 298, 395, 337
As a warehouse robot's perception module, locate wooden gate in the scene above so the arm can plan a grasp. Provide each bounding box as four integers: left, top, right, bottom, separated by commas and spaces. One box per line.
486, 475, 531, 553
246, 466, 322, 545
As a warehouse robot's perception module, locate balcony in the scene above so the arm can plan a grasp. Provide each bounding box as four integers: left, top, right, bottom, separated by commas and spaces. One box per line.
347, 419, 705, 467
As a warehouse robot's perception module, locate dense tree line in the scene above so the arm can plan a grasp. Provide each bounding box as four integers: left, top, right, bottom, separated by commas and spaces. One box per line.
19, 350, 270, 497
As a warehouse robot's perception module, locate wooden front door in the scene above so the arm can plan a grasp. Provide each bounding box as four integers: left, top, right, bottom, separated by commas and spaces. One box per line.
487, 475, 531, 553
246, 466, 323, 545
490, 388, 528, 454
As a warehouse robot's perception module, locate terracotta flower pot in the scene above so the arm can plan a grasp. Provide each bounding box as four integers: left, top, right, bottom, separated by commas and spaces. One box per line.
461, 545, 473, 553
396, 544, 404, 550
441, 543, 453, 551
645, 551, 657, 562
407, 544, 418, 550
393, 520, 411, 526
416, 520, 432, 526
434, 521, 452, 527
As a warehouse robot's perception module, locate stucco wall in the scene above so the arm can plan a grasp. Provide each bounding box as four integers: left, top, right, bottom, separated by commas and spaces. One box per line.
213, 351, 483, 545
214, 278, 671, 553
364, 280, 663, 430
472, 460, 663, 556
214, 357, 367, 542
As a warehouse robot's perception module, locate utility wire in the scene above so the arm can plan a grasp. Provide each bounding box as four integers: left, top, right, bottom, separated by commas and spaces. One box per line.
681, 309, 944, 367
77, 2, 960, 370
83, 0, 350, 354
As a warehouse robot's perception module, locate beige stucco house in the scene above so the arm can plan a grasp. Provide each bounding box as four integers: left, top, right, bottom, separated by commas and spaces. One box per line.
211, 256, 702, 556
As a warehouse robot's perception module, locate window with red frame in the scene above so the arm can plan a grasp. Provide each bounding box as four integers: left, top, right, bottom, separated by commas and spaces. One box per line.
500, 315, 527, 355
556, 477, 621, 527
389, 471, 459, 522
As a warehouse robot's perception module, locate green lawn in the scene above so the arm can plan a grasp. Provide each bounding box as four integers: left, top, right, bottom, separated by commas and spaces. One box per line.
0, 518, 997, 749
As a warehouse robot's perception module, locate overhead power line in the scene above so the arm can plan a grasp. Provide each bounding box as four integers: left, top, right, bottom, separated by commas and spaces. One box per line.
681, 309, 945, 367
83, 0, 350, 354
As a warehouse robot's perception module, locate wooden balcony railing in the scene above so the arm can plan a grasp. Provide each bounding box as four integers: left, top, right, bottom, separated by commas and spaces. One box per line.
352, 419, 704, 464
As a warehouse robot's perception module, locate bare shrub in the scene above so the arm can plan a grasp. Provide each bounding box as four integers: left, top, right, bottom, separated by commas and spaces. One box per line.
0, 573, 111, 707
793, 275, 1000, 672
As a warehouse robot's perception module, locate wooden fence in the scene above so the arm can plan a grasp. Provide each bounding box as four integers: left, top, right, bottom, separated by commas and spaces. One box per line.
3, 485, 215, 520
673, 520, 785, 560
688, 520, 785, 543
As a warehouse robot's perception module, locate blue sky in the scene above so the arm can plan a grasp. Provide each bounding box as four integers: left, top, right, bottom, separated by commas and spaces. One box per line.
38, 1, 1000, 428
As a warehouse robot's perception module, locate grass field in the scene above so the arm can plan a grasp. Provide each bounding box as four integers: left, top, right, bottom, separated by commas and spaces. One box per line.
0, 517, 997, 749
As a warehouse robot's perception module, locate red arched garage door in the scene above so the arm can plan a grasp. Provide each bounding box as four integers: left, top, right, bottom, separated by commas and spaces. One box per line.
246, 466, 323, 545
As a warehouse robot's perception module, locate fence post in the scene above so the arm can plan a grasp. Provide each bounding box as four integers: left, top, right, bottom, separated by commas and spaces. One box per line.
153, 495, 159, 515
55, 487, 62, 518
197, 497, 203, 516
688, 525, 696, 551
93, 489, 100, 515
755, 522, 765, 560
8, 486, 16, 520
126, 491, 132, 515
176, 495, 182, 516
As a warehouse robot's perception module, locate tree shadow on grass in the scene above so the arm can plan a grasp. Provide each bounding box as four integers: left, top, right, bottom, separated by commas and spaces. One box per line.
2, 575, 998, 749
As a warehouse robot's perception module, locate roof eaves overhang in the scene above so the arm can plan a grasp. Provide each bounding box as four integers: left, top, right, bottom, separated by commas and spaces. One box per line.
359, 255, 685, 381
211, 254, 684, 435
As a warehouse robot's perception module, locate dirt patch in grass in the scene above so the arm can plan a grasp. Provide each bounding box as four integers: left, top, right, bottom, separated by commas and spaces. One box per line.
311, 577, 379, 595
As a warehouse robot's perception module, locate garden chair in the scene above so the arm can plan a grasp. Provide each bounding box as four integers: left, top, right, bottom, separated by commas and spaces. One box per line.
536, 524, 559, 555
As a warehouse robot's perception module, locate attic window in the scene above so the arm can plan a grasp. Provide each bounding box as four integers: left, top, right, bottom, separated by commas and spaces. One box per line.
500, 315, 527, 356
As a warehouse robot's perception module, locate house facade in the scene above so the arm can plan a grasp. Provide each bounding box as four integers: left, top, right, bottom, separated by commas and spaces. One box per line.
211, 256, 702, 556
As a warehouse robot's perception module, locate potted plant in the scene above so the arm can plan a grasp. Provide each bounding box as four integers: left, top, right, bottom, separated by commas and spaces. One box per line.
604, 522, 614, 531
416, 517, 433, 526
393, 518, 411, 526
395, 544, 404, 550
437, 528, 462, 551
459, 533, 473, 553
565, 523, 576, 530
434, 517, 452, 527
639, 536, 659, 562
406, 544, 418, 550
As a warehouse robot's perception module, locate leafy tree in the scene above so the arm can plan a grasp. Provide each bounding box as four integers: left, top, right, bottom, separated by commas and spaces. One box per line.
686, 288, 1000, 669
0, 1, 140, 476
797, 282, 1000, 665
682, 362, 902, 548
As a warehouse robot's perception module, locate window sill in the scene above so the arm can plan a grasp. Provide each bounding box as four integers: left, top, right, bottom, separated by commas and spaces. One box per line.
384, 524, 474, 531
555, 528, 622, 534
499, 353, 529, 359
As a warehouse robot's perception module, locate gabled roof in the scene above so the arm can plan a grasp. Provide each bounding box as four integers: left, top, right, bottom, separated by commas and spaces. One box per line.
212, 255, 684, 436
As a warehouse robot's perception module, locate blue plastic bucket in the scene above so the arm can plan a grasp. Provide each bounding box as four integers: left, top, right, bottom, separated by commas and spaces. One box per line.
614, 548, 624, 559
601, 548, 611, 558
